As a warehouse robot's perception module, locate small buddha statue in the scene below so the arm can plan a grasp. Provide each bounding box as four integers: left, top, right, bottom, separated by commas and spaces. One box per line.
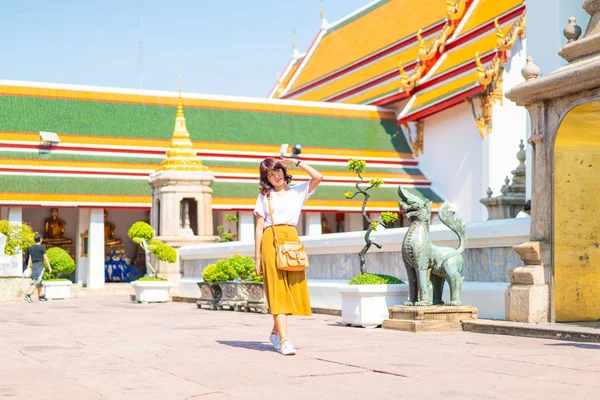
44, 208, 72, 244
321, 217, 332, 234
104, 210, 122, 245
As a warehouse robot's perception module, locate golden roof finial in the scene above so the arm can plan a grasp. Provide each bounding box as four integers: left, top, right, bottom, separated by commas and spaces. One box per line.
177, 71, 184, 117
155, 74, 207, 172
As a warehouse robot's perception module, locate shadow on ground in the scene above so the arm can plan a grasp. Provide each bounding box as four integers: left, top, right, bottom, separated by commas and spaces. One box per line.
545, 343, 600, 350
216, 340, 275, 352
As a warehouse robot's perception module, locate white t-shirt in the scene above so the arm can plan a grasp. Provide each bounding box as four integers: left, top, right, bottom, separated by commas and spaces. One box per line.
253, 180, 315, 228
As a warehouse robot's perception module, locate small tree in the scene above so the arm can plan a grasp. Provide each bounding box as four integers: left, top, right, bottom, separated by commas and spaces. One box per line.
127, 221, 177, 278
217, 213, 238, 242
0, 220, 35, 256
343, 159, 399, 275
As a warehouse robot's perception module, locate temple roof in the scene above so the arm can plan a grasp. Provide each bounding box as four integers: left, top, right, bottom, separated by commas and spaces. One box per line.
273, 0, 526, 115
0, 80, 442, 212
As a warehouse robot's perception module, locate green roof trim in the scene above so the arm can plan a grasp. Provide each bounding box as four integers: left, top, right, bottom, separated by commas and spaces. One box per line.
0, 94, 410, 153
0, 174, 441, 203
0, 151, 426, 178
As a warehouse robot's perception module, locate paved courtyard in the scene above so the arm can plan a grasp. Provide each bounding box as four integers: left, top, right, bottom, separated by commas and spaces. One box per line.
1, 296, 599, 400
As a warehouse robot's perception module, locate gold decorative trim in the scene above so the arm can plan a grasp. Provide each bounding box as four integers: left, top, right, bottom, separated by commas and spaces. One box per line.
80, 230, 88, 258
414, 120, 424, 157
402, 121, 425, 157
477, 12, 526, 87
469, 11, 525, 139
398, 0, 470, 93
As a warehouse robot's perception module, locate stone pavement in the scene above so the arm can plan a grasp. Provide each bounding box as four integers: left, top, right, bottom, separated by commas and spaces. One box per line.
1, 296, 599, 400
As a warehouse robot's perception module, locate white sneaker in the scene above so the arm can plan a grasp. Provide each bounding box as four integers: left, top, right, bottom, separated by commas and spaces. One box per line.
269, 333, 281, 351
279, 340, 296, 356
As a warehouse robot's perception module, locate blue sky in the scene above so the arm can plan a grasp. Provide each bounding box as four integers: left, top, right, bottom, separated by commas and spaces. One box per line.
0, 0, 372, 97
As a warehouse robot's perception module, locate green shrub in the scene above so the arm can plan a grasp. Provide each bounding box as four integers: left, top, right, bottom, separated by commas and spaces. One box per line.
44, 247, 75, 280
0, 220, 35, 256
128, 221, 154, 241
153, 242, 177, 263
228, 254, 254, 281
202, 261, 236, 283
202, 256, 262, 283
137, 276, 168, 281
348, 273, 404, 285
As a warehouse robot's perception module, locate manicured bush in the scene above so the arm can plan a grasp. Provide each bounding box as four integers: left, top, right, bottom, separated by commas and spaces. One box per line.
128, 221, 154, 242
127, 221, 176, 279
0, 220, 35, 256
153, 242, 177, 263
348, 273, 404, 285
202, 260, 236, 283
228, 255, 254, 281
202, 256, 262, 283
44, 247, 75, 280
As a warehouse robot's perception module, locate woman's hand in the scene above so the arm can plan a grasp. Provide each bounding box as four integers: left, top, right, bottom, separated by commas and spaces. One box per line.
254, 258, 262, 276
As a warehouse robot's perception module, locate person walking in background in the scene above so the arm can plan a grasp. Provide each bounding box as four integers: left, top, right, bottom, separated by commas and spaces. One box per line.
516, 199, 531, 218
253, 157, 323, 356
24, 233, 52, 303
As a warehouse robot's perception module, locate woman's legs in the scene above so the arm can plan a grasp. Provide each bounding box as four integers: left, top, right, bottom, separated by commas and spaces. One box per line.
272, 314, 288, 341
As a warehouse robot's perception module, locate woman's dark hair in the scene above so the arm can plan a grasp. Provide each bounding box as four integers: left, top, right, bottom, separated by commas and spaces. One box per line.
259, 157, 292, 195
523, 199, 531, 212
34, 233, 42, 243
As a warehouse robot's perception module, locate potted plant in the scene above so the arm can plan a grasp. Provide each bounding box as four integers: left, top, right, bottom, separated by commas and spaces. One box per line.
42, 247, 75, 300
339, 158, 407, 328
217, 213, 238, 242
229, 254, 265, 312
197, 255, 264, 312
127, 221, 177, 303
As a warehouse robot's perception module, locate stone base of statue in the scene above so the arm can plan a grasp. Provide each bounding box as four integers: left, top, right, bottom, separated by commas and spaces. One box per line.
104, 241, 129, 263
382, 305, 478, 333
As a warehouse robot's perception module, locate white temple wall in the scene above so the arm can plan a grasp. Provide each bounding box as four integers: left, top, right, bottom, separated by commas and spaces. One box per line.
417, 102, 486, 223
489, 38, 528, 198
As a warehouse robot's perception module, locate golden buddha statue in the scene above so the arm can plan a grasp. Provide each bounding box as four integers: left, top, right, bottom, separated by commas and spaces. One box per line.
44, 208, 72, 244
104, 210, 122, 245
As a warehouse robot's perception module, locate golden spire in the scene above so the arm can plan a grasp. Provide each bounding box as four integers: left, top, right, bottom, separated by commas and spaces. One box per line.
156, 74, 208, 172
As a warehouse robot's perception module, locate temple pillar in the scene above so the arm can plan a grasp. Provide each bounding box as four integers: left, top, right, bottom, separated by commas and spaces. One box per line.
75, 208, 90, 284
304, 212, 322, 236
238, 211, 255, 242
87, 209, 105, 288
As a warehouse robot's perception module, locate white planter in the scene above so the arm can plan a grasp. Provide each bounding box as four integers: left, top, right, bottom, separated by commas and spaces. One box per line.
131, 280, 175, 303
339, 284, 408, 328
43, 280, 73, 300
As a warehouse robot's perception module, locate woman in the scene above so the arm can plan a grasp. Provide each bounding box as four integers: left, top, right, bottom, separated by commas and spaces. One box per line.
253, 157, 323, 356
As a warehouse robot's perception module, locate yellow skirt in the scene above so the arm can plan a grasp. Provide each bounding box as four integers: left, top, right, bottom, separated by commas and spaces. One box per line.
261, 225, 312, 316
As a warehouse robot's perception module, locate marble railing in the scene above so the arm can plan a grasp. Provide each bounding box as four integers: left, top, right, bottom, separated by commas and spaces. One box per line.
179, 218, 530, 283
